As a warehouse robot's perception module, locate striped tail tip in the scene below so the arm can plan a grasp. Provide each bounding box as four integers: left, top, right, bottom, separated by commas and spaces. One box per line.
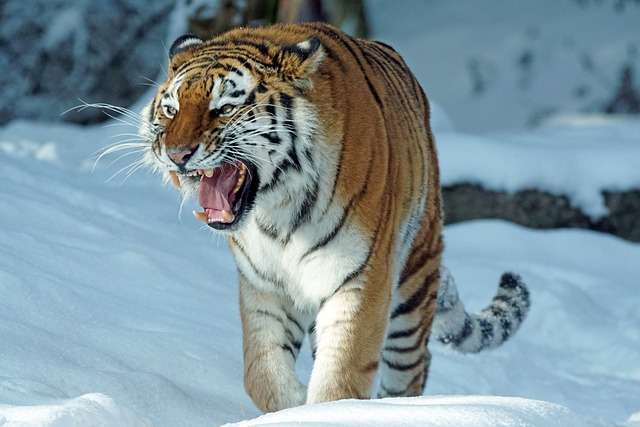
433, 269, 531, 354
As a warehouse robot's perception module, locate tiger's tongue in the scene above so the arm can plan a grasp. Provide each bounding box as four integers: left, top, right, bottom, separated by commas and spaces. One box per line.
198, 164, 239, 222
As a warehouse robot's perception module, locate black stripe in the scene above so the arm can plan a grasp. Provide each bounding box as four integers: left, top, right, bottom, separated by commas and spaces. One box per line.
255, 217, 280, 240
229, 89, 245, 98
225, 64, 245, 77
148, 97, 156, 123
198, 52, 272, 71
364, 50, 420, 132
479, 318, 494, 347
390, 271, 439, 319
308, 321, 316, 335
371, 40, 398, 53
279, 93, 298, 147
303, 147, 313, 164
286, 138, 301, 165
244, 89, 256, 106
287, 179, 319, 239
512, 303, 524, 323
382, 355, 423, 371
337, 257, 368, 290
368, 41, 409, 74
281, 344, 295, 359
260, 149, 299, 191
387, 323, 420, 339
301, 203, 351, 260
173, 59, 214, 76
320, 146, 342, 217
333, 172, 389, 293
265, 96, 276, 117
305, 23, 384, 110
259, 163, 285, 192
286, 313, 304, 333
384, 329, 427, 354
262, 96, 281, 144
286, 143, 302, 172
318, 137, 377, 281
254, 309, 284, 325
261, 132, 281, 144
490, 306, 513, 341
223, 39, 270, 56
379, 371, 422, 397
232, 238, 284, 288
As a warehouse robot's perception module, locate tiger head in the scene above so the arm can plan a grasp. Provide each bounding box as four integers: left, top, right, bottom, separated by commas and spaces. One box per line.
140, 30, 325, 231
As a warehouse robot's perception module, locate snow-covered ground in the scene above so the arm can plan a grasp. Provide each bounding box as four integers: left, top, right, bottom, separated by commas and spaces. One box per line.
0, 117, 639, 426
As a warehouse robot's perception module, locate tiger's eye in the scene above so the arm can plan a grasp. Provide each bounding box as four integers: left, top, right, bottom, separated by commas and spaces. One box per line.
163, 105, 177, 118
220, 104, 236, 115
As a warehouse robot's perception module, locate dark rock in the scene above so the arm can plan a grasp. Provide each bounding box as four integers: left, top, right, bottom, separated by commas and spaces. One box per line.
600, 189, 640, 242
443, 183, 640, 242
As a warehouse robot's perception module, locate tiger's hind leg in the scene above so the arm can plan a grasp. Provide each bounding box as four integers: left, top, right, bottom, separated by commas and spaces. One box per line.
377, 230, 442, 398
239, 276, 310, 412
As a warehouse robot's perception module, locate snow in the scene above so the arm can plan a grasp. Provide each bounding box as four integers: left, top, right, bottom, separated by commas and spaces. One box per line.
0, 394, 151, 427
0, 118, 639, 426
224, 396, 613, 427
437, 114, 640, 217
368, 0, 640, 132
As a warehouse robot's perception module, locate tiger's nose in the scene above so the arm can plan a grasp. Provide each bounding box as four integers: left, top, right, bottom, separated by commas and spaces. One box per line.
167, 147, 196, 167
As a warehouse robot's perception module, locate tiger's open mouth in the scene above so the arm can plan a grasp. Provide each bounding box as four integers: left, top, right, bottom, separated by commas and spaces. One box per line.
170, 161, 258, 230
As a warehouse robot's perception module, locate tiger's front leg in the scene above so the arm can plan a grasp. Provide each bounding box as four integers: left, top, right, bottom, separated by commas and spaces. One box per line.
239, 275, 309, 412
306, 272, 391, 403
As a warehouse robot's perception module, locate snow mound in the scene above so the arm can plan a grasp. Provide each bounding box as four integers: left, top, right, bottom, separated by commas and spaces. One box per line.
0, 394, 151, 427
224, 395, 612, 427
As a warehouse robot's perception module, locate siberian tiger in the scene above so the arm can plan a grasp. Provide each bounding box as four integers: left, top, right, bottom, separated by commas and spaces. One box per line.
139, 22, 530, 412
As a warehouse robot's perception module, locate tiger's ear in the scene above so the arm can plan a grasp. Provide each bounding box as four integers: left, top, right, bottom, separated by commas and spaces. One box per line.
276, 38, 325, 85
169, 34, 204, 58
168, 34, 204, 71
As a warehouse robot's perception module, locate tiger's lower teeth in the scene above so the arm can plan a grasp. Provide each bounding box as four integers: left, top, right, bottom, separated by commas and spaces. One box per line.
206, 209, 234, 223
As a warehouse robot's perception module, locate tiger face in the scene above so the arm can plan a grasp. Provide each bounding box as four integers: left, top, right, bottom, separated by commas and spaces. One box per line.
141, 34, 324, 231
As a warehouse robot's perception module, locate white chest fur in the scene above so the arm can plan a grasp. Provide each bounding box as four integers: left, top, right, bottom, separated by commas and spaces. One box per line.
230, 203, 369, 310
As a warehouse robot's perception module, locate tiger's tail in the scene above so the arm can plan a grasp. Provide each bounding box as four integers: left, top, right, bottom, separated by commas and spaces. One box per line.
432, 268, 531, 353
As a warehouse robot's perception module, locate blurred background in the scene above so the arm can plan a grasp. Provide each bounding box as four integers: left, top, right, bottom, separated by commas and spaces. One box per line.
2, 0, 639, 241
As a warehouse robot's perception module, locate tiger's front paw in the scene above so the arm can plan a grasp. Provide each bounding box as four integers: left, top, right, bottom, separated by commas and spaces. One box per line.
306, 373, 369, 404
244, 359, 306, 412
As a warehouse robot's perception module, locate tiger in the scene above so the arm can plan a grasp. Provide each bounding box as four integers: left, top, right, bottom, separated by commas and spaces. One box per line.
138, 22, 531, 412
